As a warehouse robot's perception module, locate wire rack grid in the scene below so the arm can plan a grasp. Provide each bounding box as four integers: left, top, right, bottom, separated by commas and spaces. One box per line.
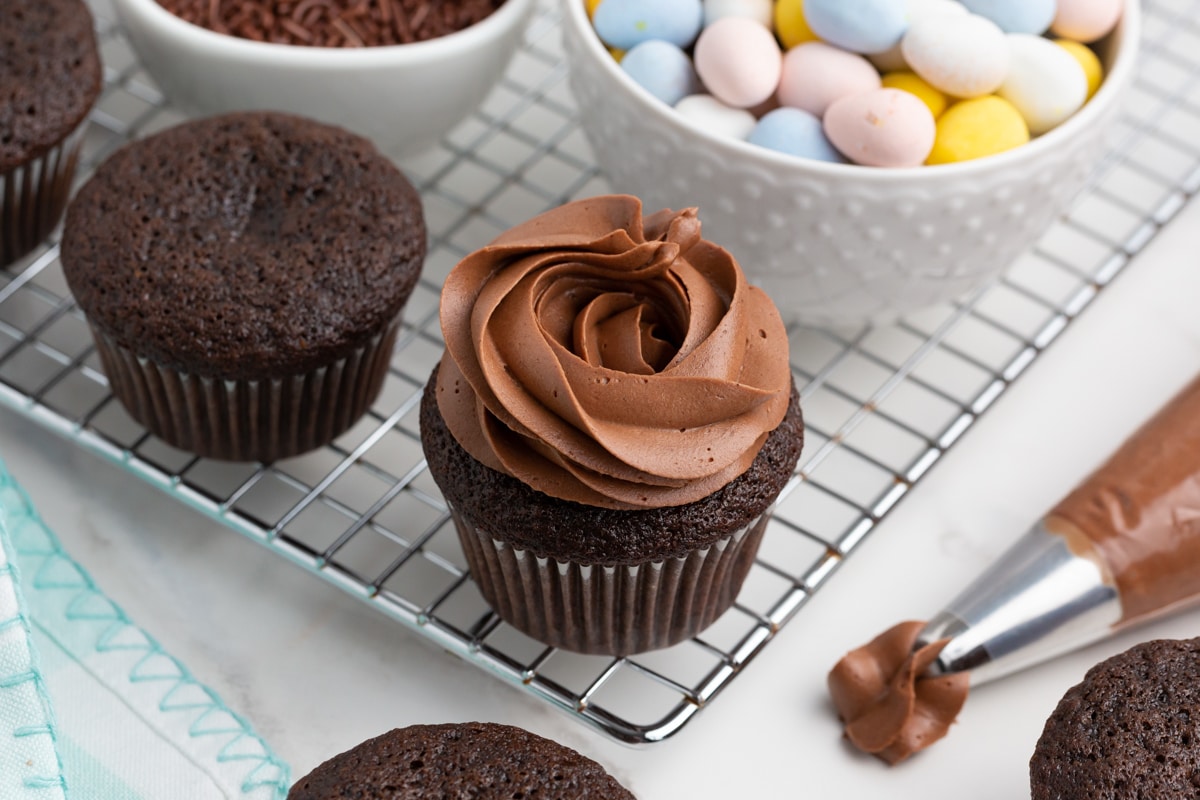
2, 0, 1199, 746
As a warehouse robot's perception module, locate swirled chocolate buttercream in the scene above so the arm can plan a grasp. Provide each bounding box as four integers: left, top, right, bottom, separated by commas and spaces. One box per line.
436, 195, 791, 510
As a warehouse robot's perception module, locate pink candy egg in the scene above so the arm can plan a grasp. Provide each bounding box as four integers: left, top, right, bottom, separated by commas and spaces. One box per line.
824, 88, 937, 167
1051, 0, 1123, 44
778, 42, 882, 118
693, 17, 783, 108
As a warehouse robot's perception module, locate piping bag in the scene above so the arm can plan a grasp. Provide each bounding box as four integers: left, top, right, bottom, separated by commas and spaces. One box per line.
829, 373, 1200, 764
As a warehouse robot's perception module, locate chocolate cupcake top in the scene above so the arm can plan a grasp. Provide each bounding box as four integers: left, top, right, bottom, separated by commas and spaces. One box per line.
435, 195, 792, 511
1030, 638, 1200, 800
0, 0, 102, 171
288, 722, 636, 800
61, 112, 426, 381
422, 364, 803, 563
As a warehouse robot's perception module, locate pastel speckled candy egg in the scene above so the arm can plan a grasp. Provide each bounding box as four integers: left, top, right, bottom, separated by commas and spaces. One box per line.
824, 88, 937, 167
694, 17, 783, 108
803, 0, 909, 55
903, 13, 1009, 97
621, 40, 701, 105
1052, 0, 1122, 44
749, 107, 845, 161
927, 95, 1029, 163
959, 0, 1055, 34
778, 42, 881, 118
675, 94, 759, 139
999, 34, 1087, 134
593, 0, 704, 50
775, 0, 818, 49
702, 0, 773, 29
871, 0, 967, 73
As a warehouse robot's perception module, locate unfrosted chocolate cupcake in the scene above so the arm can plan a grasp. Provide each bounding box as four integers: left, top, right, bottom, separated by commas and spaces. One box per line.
421, 195, 803, 655
62, 111, 425, 461
1030, 637, 1200, 799
1, 0, 101, 267
288, 722, 636, 799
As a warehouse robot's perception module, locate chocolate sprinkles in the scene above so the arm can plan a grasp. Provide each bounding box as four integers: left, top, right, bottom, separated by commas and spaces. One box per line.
156, 0, 505, 46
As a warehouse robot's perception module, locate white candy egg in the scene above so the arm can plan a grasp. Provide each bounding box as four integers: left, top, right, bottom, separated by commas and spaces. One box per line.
999, 34, 1089, 135
870, 0, 968, 73
675, 94, 759, 139
902, 13, 1010, 98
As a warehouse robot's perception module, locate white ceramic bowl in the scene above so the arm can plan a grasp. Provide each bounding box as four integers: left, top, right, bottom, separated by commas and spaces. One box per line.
113, 0, 534, 160
561, 1, 1140, 327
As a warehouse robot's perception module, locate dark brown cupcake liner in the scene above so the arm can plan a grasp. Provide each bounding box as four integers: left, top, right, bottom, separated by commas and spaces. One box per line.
90, 319, 400, 462
1, 125, 85, 268
452, 506, 770, 655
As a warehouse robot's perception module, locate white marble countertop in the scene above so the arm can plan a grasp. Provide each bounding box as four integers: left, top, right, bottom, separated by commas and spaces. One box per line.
4, 195, 1200, 799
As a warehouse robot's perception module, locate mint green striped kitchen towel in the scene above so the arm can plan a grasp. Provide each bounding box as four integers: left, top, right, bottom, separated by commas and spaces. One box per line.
0, 462, 290, 800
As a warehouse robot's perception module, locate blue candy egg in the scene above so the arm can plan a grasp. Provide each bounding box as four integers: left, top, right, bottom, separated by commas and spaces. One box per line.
803, 0, 908, 54
621, 40, 701, 106
748, 108, 846, 162
960, 0, 1056, 34
593, 0, 705, 50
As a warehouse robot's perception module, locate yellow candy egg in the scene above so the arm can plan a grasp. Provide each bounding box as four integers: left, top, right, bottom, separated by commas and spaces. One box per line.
608, 46, 626, 63
774, 0, 817, 49
587, 0, 603, 18
1056, 39, 1104, 100
881, 72, 949, 118
927, 96, 1030, 165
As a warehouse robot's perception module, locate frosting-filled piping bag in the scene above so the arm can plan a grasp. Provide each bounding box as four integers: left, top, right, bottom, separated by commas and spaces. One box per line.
830, 373, 1200, 763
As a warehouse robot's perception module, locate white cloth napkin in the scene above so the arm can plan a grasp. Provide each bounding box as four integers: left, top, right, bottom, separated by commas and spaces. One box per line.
0, 462, 290, 800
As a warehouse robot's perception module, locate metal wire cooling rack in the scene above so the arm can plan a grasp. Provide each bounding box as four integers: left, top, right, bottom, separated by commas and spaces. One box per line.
2, 0, 1199, 746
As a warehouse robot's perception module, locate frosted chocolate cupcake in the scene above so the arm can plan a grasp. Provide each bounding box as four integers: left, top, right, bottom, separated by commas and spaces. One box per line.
1030, 638, 1200, 800
1, 0, 101, 267
62, 112, 425, 461
421, 195, 802, 655
288, 722, 636, 799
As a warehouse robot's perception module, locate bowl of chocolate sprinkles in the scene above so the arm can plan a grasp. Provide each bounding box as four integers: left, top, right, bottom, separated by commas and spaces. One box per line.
159, 0, 506, 47
112, 0, 534, 158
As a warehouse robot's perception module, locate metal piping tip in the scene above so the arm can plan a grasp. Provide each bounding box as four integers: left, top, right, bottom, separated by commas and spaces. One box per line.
914, 520, 1122, 687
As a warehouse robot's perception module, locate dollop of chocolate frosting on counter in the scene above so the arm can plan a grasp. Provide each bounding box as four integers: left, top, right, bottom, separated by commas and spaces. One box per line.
828, 621, 970, 765
436, 194, 792, 510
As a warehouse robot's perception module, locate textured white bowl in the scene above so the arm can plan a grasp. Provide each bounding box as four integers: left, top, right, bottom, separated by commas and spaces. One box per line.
561, 0, 1140, 327
113, 0, 534, 160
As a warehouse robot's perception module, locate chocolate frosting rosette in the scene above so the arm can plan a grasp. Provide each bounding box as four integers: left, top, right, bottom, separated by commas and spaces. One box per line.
420, 194, 804, 655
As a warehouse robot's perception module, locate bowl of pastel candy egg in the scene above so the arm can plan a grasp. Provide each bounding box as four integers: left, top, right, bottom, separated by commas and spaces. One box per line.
560, 0, 1140, 325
